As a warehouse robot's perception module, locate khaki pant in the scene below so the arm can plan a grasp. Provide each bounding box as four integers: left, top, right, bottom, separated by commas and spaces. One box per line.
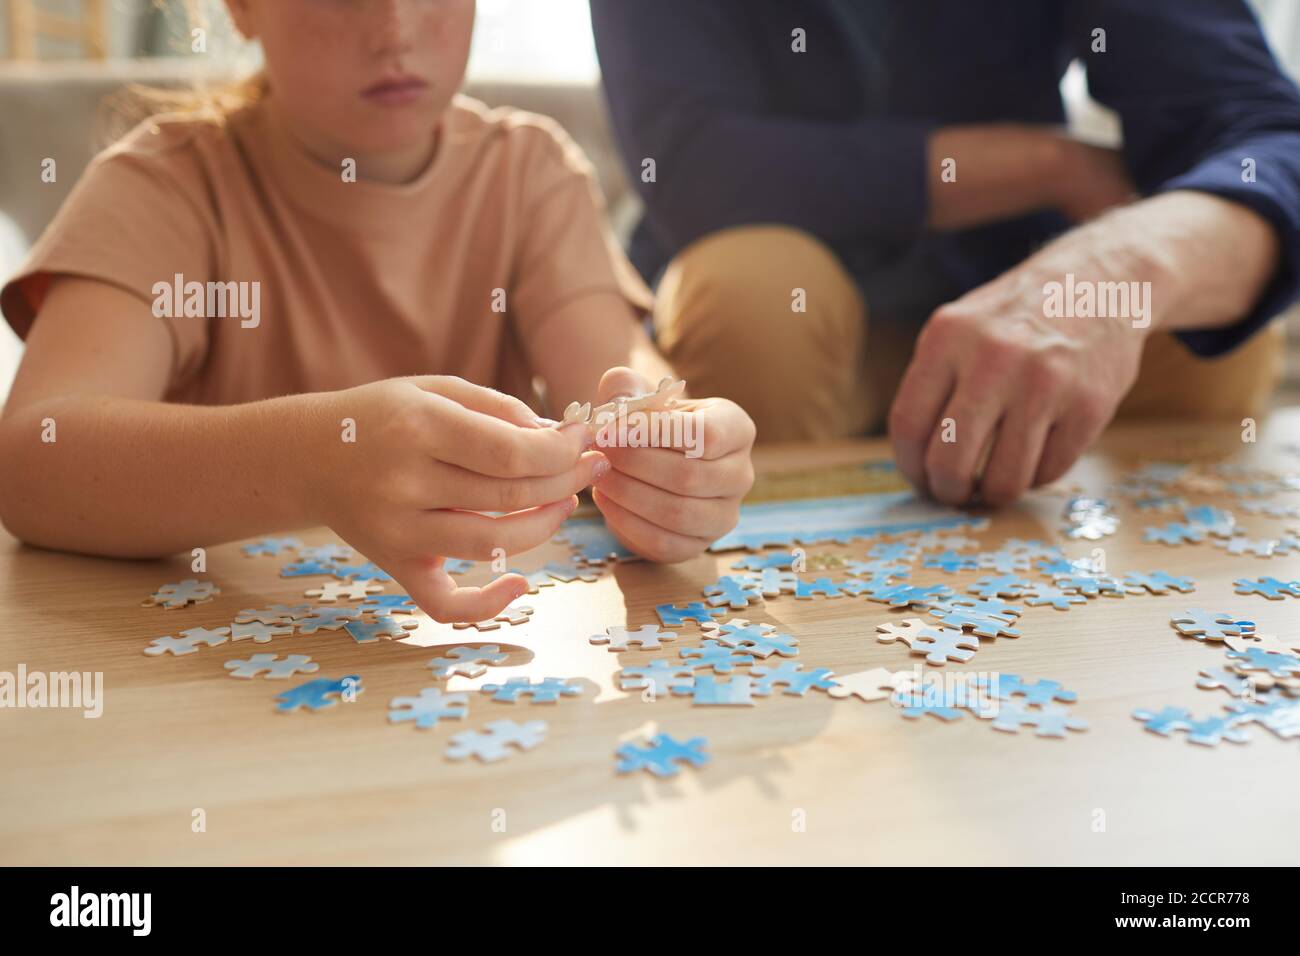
654, 225, 1286, 442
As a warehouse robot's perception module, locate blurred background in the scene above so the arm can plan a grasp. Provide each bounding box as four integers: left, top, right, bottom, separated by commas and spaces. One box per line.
1, 0, 1298, 405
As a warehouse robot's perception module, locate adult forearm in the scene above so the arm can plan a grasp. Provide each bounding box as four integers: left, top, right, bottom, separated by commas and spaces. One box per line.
1009, 190, 1281, 332
0, 393, 319, 557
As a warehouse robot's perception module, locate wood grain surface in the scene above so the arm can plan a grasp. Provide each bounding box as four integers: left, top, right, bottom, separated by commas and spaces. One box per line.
2, 412, 1298, 865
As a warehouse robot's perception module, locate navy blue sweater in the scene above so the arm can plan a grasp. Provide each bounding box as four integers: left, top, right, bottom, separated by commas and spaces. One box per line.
590, 0, 1300, 354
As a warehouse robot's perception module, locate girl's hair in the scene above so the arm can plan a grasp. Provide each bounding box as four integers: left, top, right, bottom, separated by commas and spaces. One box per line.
99, 0, 266, 145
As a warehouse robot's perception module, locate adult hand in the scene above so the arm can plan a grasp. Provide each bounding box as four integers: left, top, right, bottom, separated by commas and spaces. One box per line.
888, 265, 1148, 506
589, 367, 755, 562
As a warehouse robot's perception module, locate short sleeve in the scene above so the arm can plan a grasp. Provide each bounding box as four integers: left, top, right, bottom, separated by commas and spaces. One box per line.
0, 122, 217, 391
507, 120, 653, 340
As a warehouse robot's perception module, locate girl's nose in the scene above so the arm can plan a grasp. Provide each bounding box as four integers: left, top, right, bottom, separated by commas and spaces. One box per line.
365, 0, 419, 57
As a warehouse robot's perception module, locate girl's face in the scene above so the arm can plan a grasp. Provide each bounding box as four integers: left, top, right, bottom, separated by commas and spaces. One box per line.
225, 0, 475, 157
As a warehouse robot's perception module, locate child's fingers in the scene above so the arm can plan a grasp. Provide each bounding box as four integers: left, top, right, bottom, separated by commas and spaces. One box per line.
593, 465, 736, 540
398, 565, 529, 625
438, 452, 606, 513
598, 445, 754, 499
412, 495, 578, 560
591, 487, 711, 563
420, 390, 588, 478
420, 377, 547, 429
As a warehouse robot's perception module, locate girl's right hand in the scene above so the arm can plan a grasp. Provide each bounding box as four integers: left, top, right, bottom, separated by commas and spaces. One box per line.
300, 376, 604, 623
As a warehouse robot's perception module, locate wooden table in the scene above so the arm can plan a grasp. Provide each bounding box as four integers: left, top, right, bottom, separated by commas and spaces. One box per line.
3, 412, 1299, 866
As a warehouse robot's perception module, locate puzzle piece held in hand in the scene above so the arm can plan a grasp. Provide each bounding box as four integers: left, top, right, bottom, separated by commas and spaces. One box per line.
480, 676, 582, 704
275, 675, 362, 713
590, 624, 677, 652
388, 687, 469, 729
144, 579, 221, 609
224, 653, 319, 680
426, 645, 509, 679
446, 719, 547, 762
616, 733, 709, 777
143, 626, 230, 656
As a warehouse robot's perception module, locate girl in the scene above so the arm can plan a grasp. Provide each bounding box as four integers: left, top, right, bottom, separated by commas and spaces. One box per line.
0, 0, 755, 623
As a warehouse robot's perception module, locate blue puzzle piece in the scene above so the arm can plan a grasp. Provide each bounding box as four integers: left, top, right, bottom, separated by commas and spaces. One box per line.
332, 561, 393, 583
988, 701, 1089, 737
656, 602, 727, 628
731, 552, 798, 572
679, 640, 755, 674
1225, 646, 1300, 678
968, 574, 1032, 599
792, 576, 845, 599
387, 687, 468, 729
703, 575, 764, 609
275, 676, 362, 712
618, 659, 698, 697
1121, 570, 1195, 595
923, 550, 979, 573
1132, 706, 1194, 736
977, 673, 1077, 706
480, 676, 582, 704
672, 673, 756, 705
1143, 523, 1205, 546
242, 537, 303, 557
616, 733, 710, 777
1234, 576, 1300, 600
280, 560, 337, 578
555, 517, 637, 564
864, 582, 954, 608
868, 542, 918, 562
359, 594, 418, 615
749, 662, 837, 697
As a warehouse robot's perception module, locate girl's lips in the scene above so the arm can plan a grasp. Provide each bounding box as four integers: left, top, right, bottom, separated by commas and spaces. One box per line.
362, 77, 429, 107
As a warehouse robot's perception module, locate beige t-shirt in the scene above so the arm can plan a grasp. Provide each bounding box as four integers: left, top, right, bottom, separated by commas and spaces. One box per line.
1, 94, 652, 406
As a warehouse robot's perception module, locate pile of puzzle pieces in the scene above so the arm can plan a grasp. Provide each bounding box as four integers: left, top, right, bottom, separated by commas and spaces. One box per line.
135, 449, 1300, 775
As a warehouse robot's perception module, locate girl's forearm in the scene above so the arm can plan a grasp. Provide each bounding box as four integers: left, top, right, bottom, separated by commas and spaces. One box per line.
0, 393, 321, 558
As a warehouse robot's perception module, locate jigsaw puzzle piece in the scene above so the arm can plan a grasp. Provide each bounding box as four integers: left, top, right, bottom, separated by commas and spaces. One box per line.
616, 733, 709, 777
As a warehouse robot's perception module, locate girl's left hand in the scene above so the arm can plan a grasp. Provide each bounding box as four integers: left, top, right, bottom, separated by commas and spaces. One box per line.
588, 367, 756, 562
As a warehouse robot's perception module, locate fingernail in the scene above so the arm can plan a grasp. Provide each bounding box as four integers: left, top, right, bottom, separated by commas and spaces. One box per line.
592, 458, 611, 481
563, 496, 579, 516
534, 416, 559, 428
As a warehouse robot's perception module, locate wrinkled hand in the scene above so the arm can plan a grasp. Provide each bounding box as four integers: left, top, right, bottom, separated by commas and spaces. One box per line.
888, 275, 1147, 506
590, 367, 755, 562
307, 376, 602, 623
